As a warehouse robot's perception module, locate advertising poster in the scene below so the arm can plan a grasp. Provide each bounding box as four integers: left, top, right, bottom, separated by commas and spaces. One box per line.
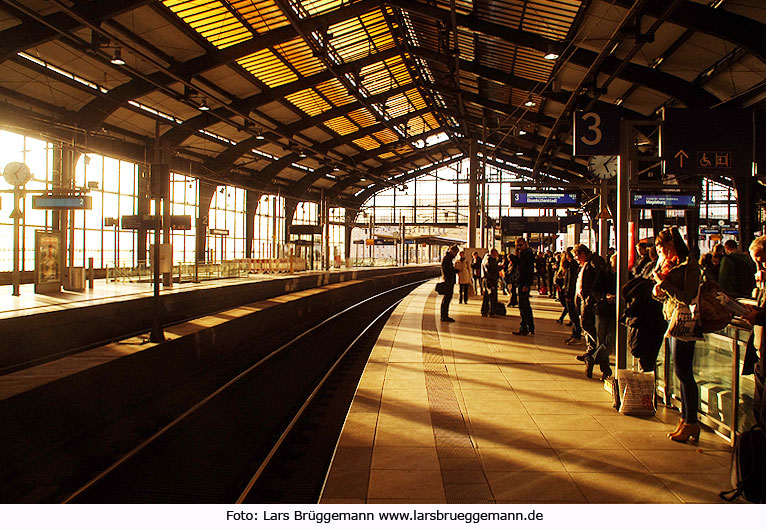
35, 230, 61, 293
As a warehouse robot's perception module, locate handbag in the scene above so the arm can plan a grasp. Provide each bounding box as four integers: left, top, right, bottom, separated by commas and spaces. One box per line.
698, 273, 735, 332
435, 281, 449, 295
666, 264, 703, 341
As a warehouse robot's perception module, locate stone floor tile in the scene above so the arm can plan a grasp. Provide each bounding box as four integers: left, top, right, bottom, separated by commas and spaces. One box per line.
629, 449, 729, 474
655, 472, 736, 503
367, 470, 446, 501
569, 472, 681, 503
478, 446, 567, 472
541, 430, 623, 450
371, 446, 440, 470
486, 471, 586, 503
556, 448, 651, 474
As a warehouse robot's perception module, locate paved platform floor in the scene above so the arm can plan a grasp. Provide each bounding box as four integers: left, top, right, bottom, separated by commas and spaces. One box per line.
321, 281, 735, 504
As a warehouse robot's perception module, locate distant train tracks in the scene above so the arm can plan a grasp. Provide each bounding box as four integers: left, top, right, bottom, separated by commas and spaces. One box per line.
60, 281, 423, 503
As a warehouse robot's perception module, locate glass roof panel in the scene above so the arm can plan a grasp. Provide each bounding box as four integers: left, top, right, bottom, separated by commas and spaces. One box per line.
232, 0, 290, 33
346, 108, 378, 129
373, 129, 399, 144
237, 48, 298, 87
285, 88, 332, 116
298, 0, 345, 18
273, 36, 326, 77
323, 116, 359, 135
354, 136, 381, 151
163, 0, 253, 48
329, 9, 396, 64
315, 77, 357, 107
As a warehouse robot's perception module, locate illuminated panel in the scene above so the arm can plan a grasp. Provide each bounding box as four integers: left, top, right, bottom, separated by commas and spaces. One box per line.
299, 0, 345, 17
163, 0, 252, 48
353, 136, 381, 150
373, 129, 399, 145
362, 56, 412, 95
329, 9, 396, 64
232, 0, 290, 33
285, 88, 331, 116
275, 36, 326, 77
237, 48, 297, 87
324, 116, 359, 136
346, 108, 377, 129
315, 77, 356, 107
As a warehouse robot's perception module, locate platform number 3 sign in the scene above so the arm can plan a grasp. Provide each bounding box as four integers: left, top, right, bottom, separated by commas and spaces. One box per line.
573, 110, 620, 156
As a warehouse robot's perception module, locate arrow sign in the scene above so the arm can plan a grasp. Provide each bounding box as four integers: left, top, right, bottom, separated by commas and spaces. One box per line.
674, 149, 689, 168
10, 208, 22, 219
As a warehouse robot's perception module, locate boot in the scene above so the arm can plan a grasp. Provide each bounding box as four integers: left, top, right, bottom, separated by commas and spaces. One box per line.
670, 422, 700, 443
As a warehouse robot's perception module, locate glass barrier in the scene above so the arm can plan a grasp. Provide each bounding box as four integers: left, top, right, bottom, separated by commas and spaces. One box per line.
656, 319, 758, 445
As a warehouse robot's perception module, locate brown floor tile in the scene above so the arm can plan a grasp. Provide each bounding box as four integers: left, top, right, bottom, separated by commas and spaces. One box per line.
367, 469, 446, 501
532, 414, 606, 431
478, 446, 567, 472
486, 471, 586, 502
471, 428, 549, 449
371, 446, 440, 470
322, 466, 370, 499
556, 448, 650, 474
319, 498, 366, 504
337, 413, 378, 447
542, 430, 622, 450
569, 472, 681, 503
629, 449, 729, 474
522, 400, 587, 414
655, 472, 735, 503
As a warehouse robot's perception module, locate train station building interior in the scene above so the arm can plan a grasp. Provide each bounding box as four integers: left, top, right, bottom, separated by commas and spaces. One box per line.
1, 0, 765, 507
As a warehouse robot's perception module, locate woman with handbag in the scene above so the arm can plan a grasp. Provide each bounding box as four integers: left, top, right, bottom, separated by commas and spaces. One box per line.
652, 227, 702, 443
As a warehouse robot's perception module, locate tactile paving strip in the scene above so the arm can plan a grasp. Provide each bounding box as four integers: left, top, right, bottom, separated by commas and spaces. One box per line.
422, 292, 493, 502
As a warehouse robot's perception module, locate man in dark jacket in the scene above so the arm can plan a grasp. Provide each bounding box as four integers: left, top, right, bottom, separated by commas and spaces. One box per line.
574, 244, 609, 378
719, 239, 756, 298
632, 242, 652, 278
440, 245, 459, 322
513, 238, 536, 335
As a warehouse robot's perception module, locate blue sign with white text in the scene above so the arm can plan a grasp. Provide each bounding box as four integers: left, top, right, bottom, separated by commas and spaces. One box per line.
511, 191, 579, 207
631, 193, 697, 209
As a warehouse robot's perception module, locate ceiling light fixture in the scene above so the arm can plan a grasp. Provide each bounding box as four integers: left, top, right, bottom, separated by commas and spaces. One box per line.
524, 100, 536, 107
518, 130, 527, 136
110, 48, 126, 66
516, 151, 524, 156
543, 52, 559, 60
254, 129, 265, 140
198, 99, 210, 111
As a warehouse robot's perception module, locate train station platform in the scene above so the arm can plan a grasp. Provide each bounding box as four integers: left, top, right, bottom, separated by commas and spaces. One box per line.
321, 281, 734, 504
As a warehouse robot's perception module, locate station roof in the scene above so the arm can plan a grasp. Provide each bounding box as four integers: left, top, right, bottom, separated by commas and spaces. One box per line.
0, 1, 763, 210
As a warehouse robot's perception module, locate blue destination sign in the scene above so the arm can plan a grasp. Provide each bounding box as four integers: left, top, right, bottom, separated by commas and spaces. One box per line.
631, 192, 697, 209
700, 228, 720, 234
32, 195, 92, 210
511, 191, 579, 207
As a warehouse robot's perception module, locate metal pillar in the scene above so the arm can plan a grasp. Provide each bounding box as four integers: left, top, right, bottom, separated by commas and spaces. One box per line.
11, 186, 21, 296
599, 181, 610, 258
616, 121, 632, 371
468, 139, 478, 248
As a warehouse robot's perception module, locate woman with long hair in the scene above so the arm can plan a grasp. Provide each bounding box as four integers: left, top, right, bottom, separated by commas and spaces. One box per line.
652, 227, 702, 442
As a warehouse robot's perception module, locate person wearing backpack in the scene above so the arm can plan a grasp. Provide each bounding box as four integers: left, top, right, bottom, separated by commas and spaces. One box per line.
719, 239, 757, 299
652, 227, 702, 443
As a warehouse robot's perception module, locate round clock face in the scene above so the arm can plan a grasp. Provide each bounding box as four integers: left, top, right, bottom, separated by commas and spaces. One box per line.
587, 155, 617, 180
3, 161, 32, 187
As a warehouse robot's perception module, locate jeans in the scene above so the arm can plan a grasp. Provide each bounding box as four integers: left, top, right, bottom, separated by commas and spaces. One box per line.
580, 303, 597, 356
566, 297, 582, 338
518, 285, 534, 332
441, 284, 454, 320
594, 310, 615, 374
671, 337, 698, 424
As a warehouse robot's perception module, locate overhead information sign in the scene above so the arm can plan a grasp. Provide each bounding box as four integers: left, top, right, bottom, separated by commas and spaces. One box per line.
573, 109, 621, 155
121, 214, 192, 230
32, 195, 92, 210
511, 191, 579, 207
631, 192, 697, 209
663, 109, 752, 176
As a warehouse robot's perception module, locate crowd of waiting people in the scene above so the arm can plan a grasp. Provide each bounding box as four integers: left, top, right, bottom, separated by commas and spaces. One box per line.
441, 230, 766, 442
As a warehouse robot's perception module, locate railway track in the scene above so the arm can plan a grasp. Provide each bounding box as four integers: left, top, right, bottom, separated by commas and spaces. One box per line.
56, 281, 421, 503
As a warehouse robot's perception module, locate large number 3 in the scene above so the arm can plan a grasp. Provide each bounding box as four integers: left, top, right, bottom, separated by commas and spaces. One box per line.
580, 112, 602, 146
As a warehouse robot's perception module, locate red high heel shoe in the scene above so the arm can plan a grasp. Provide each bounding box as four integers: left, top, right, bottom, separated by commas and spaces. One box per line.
670, 422, 700, 443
